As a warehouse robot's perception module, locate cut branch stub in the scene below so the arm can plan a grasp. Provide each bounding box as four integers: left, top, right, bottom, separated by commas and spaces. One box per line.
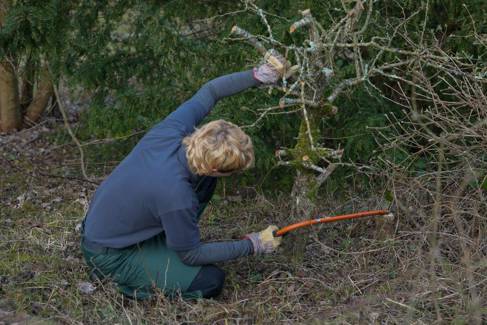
231, 26, 298, 81
230, 25, 267, 55
290, 16, 313, 34
289, 9, 313, 33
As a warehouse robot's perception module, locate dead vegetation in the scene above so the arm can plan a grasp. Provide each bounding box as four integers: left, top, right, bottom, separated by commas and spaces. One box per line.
224, 6, 487, 322
1, 116, 485, 324
373, 61, 487, 324
1, 1, 486, 324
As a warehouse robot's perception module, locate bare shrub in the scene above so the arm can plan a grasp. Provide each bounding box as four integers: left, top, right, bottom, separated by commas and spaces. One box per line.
373, 38, 487, 324
228, 1, 486, 321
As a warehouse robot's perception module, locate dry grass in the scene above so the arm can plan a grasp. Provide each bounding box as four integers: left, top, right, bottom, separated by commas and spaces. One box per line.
1, 122, 485, 324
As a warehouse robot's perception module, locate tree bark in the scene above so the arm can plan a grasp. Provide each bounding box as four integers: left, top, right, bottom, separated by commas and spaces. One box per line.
20, 59, 34, 112
0, 1, 6, 23
24, 66, 53, 125
0, 61, 21, 132
284, 107, 324, 266
285, 169, 318, 266
0, 0, 22, 132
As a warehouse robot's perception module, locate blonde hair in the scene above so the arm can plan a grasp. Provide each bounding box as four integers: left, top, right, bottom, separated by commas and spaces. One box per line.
182, 119, 254, 175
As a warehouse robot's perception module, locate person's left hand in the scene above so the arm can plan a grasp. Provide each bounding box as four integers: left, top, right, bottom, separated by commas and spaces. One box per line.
253, 50, 288, 84
245, 225, 282, 255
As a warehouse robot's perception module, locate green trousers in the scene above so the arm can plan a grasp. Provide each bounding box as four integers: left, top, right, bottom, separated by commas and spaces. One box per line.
81, 232, 201, 299
81, 203, 210, 300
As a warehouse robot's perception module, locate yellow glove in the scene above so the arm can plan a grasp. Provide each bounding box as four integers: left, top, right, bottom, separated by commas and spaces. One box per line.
245, 225, 282, 255
253, 50, 289, 84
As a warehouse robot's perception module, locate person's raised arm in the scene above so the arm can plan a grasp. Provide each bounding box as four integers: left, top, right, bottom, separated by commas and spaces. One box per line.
163, 70, 259, 133
162, 54, 287, 134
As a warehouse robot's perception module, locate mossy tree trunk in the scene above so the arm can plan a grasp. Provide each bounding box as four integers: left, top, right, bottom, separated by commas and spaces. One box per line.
284, 26, 333, 263
232, 10, 345, 266
286, 107, 325, 265
287, 169, 318, 265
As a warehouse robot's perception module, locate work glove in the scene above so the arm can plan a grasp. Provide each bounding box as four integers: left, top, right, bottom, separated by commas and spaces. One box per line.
245, 225, 282, 255
253, 50, 288, 84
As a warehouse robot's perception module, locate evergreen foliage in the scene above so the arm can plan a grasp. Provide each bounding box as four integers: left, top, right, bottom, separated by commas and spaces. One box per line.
1, 0, 485, 190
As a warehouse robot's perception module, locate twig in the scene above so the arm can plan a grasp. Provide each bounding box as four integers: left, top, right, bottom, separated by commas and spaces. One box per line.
385, 297, 420, 313
230, 26, 267, 54
50, 72, 91, 182
300, 81, 315, 149
316, 163, 337, 186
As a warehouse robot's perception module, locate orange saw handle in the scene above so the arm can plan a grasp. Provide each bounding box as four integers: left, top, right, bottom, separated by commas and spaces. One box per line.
274, 210, 390, 237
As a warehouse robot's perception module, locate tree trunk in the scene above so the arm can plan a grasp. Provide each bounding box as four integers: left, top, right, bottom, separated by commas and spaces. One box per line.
0, 1, 6, 23
0, 61, 21, 132
0, 1, 22, 132
24, 66, 53, 125
286, 170, 318, 265
283, 107, 324, 266
20, 59, 34, 112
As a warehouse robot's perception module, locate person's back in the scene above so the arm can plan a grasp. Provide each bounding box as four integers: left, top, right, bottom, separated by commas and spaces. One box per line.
83, 117, 198, 249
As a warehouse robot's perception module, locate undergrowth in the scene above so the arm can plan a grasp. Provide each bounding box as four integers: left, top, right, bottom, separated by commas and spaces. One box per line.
1, 125, 484, 324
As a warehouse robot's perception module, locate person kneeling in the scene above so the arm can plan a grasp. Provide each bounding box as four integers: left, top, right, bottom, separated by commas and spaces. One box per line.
80, 56, 286, 299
